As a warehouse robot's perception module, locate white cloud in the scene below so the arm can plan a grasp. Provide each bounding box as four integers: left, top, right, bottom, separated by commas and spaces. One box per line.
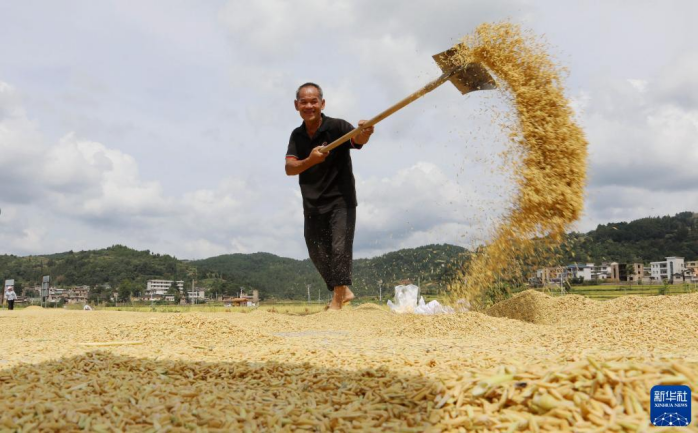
627, 79, 648, 93
57, 140, 168, 219
655, 53, 698, 108
355, 161, 511, 255
0, 82, 46, 203
2, 1, 698, 262
585, 78, 698, 192
0, 81, 172, 247
580, 55, 698, 229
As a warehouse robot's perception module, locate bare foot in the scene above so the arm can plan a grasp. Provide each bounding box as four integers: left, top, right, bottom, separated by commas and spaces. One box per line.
342, 286, 355, 304
327, 287, 344, 310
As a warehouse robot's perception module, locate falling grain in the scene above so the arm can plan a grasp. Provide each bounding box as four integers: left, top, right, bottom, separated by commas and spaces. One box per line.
446, 22, 588, 306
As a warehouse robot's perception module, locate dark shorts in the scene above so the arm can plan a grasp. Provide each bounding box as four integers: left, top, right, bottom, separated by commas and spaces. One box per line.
304, 206, 356, 291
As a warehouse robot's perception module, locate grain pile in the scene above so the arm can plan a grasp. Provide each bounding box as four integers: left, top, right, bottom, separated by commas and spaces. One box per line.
446, 22, 588, 306
486, 289, 594, 324
487, 289, 698, 325
2, 294, 698, 431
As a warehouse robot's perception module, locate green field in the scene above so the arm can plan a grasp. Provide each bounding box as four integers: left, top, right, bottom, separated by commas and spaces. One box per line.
544, 283, 698, 300
7, 283, 697, 314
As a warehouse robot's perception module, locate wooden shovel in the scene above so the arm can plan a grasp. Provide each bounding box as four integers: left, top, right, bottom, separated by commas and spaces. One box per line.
320, 46, 496, 153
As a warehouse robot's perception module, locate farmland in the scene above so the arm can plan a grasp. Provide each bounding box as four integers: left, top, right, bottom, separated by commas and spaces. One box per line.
1, 290, 697, 431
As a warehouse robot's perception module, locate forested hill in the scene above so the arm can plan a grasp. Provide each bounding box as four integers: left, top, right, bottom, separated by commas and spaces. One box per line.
2, 212, 696, 300
0, 245, 196, 296
563, 211, 698, 263
190, 244, 469, 299
0, 244, 468, 300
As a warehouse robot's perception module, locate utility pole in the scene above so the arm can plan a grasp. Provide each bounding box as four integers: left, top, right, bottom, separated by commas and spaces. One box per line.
307, 284, 311, 303
378, 279, 383, 302
560, 272, 564, 295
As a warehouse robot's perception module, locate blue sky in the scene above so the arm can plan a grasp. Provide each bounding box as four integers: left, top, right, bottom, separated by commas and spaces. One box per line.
1, 0, 697, 259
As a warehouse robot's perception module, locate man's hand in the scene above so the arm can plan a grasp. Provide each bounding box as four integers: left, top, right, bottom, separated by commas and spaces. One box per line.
354, 120, 374, 145
285, 146, 327, 176
308, 146, 329, 164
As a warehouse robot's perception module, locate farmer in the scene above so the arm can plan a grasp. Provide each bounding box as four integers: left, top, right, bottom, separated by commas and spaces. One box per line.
285, 83, 374, 310
5, 286, 17, 310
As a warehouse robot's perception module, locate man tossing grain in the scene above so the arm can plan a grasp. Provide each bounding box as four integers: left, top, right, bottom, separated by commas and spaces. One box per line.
285, 83, 374, 310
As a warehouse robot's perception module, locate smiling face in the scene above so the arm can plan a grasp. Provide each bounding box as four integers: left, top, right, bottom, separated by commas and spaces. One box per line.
294, 86, 325, 124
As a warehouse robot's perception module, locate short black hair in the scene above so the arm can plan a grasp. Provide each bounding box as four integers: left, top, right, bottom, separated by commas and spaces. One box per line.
296, 82, 323, 100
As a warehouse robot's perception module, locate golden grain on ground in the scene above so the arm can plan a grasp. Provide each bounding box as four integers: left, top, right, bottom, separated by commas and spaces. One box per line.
446, 22, 588, 306
1, 23, 692, 433
1, 292, 697, 431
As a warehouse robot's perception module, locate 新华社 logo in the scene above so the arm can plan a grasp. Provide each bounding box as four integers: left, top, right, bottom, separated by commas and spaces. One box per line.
650, 385, 691, 427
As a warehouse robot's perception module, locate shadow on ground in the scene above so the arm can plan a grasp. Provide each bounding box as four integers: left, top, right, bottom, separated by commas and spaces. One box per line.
0, 351, 445, 431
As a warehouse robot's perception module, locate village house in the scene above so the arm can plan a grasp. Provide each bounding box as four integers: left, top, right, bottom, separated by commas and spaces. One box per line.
537, 257, 695, 285
47, 285, 90, 303
222, 290, 259, 307
534, 266, 565, 285
187, 289, 206, 302
684, 260, 698, 282
145, 280, 184, 300
650, 257, 685, 283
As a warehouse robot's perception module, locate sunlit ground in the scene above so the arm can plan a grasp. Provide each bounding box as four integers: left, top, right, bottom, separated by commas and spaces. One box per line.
1, 291, 697, 431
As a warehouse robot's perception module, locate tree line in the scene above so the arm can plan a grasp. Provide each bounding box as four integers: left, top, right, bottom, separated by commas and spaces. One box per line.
2, 211, 696, 301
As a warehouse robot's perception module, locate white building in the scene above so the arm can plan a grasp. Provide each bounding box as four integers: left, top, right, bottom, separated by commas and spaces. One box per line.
535, 266, 565, 284
684, 261, 698, 283
590, 262, 615, 280
650, 257, 685, 282
47, 287, 66, 303
187, 289, 206, 301
146, 280, 184, 298
565, 263, 594, 281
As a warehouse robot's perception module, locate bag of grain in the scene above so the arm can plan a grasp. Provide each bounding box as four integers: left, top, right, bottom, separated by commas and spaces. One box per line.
387, 284, 419, 313
414, 298, 454, 315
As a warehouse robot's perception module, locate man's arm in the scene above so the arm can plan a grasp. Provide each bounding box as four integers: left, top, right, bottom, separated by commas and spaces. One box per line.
352, 120, 375, 145
285, 146, 328, 176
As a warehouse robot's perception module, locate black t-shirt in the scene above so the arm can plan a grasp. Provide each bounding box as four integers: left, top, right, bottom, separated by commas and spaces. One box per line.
286, 114, 364, 215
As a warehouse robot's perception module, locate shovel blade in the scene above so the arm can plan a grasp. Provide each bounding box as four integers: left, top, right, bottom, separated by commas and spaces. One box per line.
433, 47, 496, 95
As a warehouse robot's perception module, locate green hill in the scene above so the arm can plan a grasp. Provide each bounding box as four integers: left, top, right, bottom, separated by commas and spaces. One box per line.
0, 245, 196, 301
563, 211, 698, 263
0, 244, 468, 301
2, 211, 696, 301
190, 244, 469, 299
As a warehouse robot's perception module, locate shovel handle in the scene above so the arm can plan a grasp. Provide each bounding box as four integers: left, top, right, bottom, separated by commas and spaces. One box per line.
320, 68, 457, 153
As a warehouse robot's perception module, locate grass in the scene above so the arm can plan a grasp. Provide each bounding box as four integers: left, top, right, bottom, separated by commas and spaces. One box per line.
7, 283, 696, 313
543, 283, 698, 300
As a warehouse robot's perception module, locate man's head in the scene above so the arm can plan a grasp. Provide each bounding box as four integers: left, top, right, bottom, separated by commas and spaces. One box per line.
295, 82, 325, 124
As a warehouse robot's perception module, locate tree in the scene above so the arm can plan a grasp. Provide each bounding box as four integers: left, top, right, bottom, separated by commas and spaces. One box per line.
182, 284, 190, 304
117, 280, 134, 303
626, 264, 636, 285
88, 285, 109, 304
659, 279, 670, 296
167, 281, 181, 304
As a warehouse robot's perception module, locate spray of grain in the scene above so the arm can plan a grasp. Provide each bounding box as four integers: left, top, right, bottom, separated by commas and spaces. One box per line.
447, 22, 588, 306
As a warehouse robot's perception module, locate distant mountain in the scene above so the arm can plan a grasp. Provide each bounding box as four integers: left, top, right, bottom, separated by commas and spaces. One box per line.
2, 211, 696, 300
0, 245, 195, 299
190, 244, 469, 299
0, 244, 468, 300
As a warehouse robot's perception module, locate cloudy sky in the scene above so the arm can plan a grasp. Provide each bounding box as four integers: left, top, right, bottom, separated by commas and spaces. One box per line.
1, 0, 697, 260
